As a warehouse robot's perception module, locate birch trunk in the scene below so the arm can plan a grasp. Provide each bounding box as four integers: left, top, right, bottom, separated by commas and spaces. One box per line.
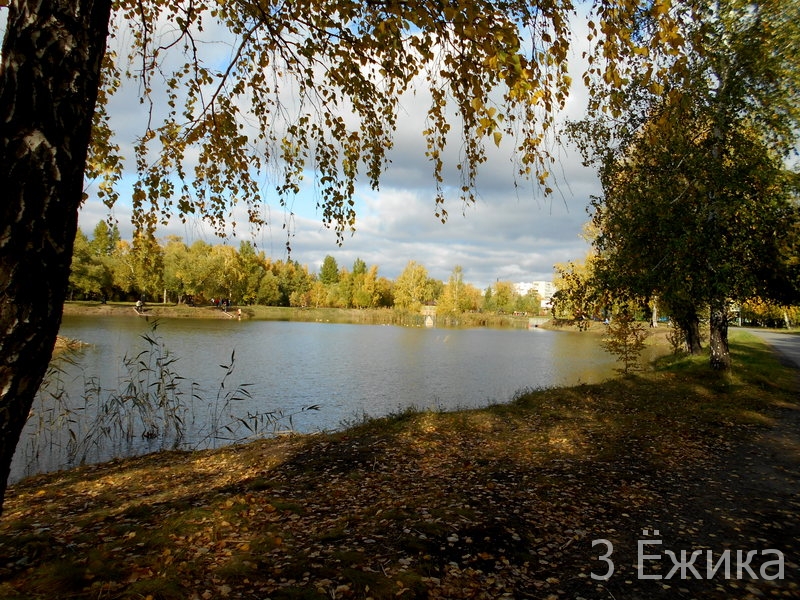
0, 0, 113, 514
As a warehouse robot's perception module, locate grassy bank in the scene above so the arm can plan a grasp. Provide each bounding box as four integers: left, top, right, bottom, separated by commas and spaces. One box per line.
62, 301, 535, 329
1, 331, 798, 599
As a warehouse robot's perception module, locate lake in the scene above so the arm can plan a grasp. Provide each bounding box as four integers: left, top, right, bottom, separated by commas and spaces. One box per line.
11, 316, 618, 483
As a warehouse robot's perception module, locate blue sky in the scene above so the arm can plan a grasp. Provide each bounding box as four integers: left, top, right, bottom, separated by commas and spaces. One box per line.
77, 12, 600, 292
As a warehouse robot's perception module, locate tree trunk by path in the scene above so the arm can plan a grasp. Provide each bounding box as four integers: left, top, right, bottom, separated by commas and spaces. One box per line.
673, 306, 703, 355
709, 299, 731, 370
0, 0, 113, 515
684, 317, 703, 355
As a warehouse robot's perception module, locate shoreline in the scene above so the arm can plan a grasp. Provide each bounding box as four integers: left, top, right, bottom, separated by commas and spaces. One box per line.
61, 301, 542, 329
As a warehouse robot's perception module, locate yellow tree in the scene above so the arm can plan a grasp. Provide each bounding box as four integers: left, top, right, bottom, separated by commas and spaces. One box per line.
162, 236, 192, 303
437, 265, 467, 315
491, 281, 518, 314
353, 264, 381, 309
552, 253, 608, 325
394, 260, 436, 311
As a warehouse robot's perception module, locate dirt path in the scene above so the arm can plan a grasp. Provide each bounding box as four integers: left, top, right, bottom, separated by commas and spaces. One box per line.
574, 331, 800, 599
641, 331, 800, 599
619, 403, 800, 599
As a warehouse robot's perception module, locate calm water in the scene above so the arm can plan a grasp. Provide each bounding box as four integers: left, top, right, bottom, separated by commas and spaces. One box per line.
11, 316, 617, 482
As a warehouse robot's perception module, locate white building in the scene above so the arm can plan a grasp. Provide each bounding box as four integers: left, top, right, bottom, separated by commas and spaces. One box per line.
514, 280, 557, 310
530, 281, 557, 302
514, 282, 536, 296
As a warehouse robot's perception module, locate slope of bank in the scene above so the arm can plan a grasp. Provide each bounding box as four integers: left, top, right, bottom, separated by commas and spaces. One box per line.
1, 331, 798, 599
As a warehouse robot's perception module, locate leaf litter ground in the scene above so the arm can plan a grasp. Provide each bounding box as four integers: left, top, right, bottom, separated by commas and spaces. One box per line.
0, 333, 798, 599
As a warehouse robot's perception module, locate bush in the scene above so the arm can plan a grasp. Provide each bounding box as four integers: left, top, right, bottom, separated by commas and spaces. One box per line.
601, 313, 648, 375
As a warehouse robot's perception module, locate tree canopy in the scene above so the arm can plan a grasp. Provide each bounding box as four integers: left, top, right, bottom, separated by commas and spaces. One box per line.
567, 0, 800, 368
82, 0, 718, 237
90, 0, 582, 239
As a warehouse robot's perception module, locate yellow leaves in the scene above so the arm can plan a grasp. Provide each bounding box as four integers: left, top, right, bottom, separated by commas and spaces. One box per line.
100, 0, 712, 239
470, 99, 506, 146
537, 170, 550, 186
602, 66, 625, 88
100, 0, 585, 236
651, 0, 672, 17
661, 29, 685, 53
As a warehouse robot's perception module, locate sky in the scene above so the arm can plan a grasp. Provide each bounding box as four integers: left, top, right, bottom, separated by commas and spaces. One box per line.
77, 12, 600, 293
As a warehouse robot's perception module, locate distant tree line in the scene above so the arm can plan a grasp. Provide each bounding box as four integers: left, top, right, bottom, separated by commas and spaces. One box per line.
68, 222, 545, 316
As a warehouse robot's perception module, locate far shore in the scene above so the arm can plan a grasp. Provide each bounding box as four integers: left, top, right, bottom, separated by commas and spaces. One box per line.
59, 301, 689, 346
61, 301, 544, 329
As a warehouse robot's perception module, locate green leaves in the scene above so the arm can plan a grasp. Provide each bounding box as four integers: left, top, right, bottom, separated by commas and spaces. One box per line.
569, 0, 800, 368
